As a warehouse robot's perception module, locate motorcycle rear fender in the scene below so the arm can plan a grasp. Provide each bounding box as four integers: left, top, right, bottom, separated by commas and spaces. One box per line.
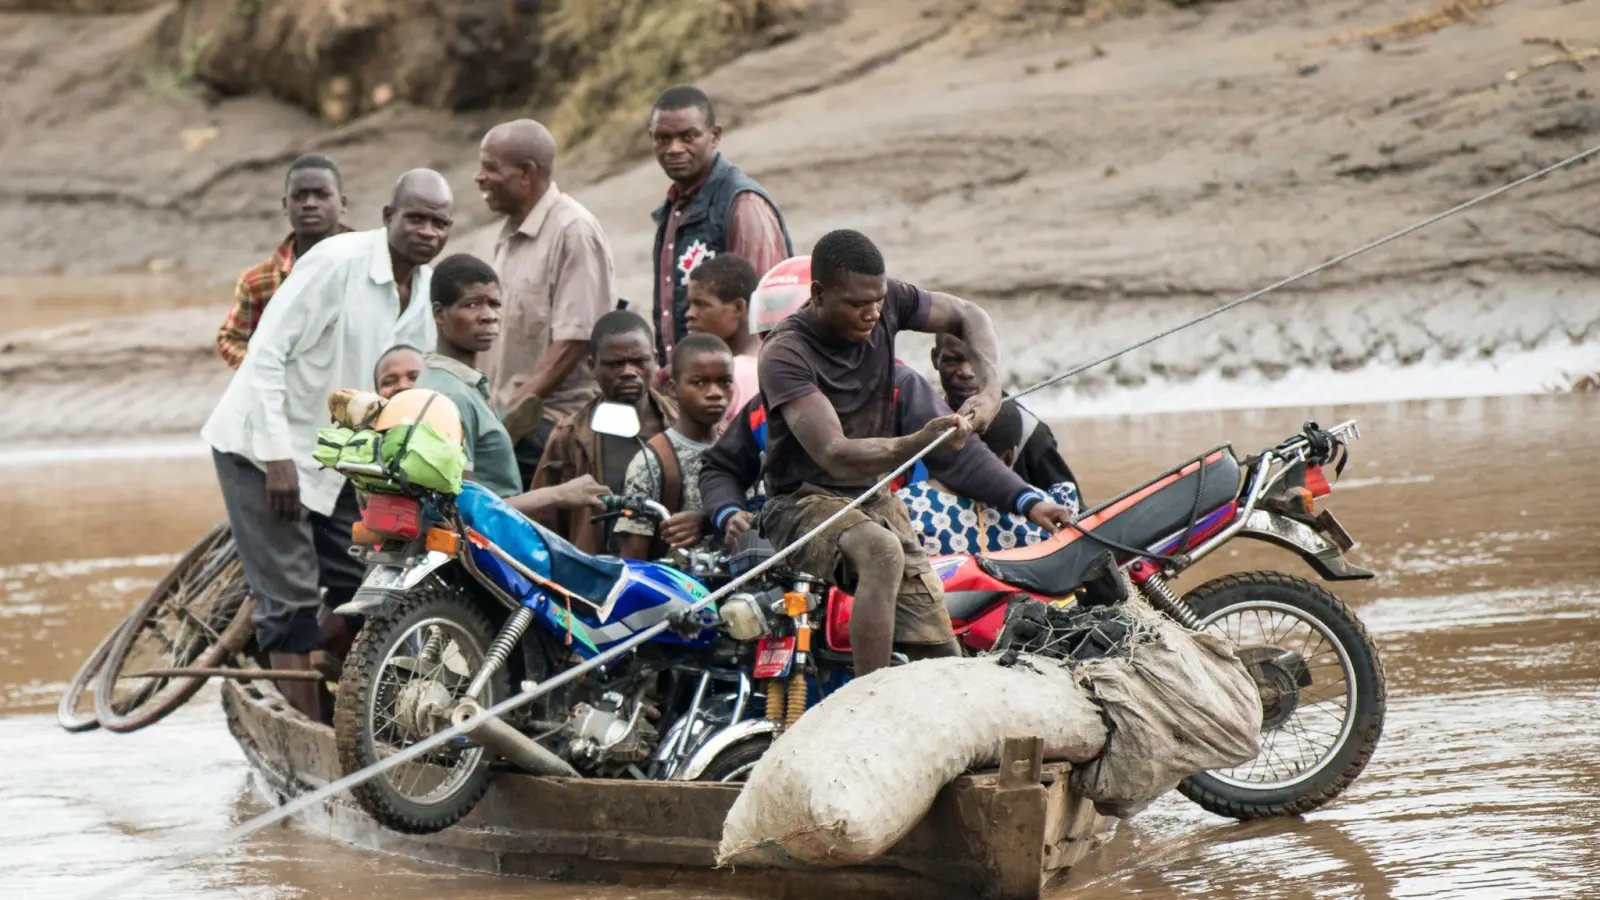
334, 551, 454, 616
1235, 509, 1374, 581
672, 718, 782, 782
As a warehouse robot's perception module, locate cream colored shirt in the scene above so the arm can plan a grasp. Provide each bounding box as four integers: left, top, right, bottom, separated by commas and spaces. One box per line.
201, 228, 436, 516
480, 183, 616, 422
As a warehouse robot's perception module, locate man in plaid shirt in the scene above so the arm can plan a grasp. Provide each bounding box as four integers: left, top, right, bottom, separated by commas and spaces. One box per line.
216, 154, 352, 368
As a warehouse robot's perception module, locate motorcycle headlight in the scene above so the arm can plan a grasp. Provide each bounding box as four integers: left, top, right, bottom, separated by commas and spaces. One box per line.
718, 592, 770, 641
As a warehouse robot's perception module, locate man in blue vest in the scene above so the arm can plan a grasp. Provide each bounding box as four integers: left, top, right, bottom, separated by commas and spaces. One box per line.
648, 84, 793, 367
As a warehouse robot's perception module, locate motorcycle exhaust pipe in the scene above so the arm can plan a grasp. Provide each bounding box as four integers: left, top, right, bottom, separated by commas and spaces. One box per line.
451, 698, 579, 778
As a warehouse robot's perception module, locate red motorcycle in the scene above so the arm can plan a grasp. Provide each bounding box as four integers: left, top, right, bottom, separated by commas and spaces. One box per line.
729, 420, 1384, 820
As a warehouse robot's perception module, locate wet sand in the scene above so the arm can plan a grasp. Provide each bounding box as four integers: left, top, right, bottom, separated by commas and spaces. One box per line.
0, 275, 228, 335
2, 393, 1597, 898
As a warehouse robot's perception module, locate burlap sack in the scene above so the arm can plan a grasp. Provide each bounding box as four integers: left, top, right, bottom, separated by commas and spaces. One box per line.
718, 600, 1264, 867
717, 656, 1108, 868
1069, 602, 1262, 818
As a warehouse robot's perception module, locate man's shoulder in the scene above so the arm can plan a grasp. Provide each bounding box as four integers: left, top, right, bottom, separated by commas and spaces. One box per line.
237, 237, 292, 287
757, 324, 819, 381
548, 190, 608, 239
417, 362, 483, 403
293, 229, 379, 272
310, 228, 377, 256
236, 261, 279, 297
761, 315, 813, 350
756, 328, 811, 371
885, 276, 926, 304
549, 397, 601, 442
421, 355, 484, 385
664, 427, 711, 457
713, 156, 770, 192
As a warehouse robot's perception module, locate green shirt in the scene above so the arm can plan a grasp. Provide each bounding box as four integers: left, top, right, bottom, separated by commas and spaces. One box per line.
416, 354, 522, 499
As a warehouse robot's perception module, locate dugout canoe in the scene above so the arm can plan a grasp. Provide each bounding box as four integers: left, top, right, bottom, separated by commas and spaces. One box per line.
220, 678, 1114, 900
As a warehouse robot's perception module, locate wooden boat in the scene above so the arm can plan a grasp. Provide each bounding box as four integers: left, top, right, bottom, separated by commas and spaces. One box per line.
221, 678, 1116, 899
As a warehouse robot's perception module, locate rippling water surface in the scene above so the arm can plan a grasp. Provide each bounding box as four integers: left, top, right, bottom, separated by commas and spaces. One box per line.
2, 394, 1596, 899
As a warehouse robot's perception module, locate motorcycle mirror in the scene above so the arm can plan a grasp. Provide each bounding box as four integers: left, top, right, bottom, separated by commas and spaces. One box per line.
590, 401, 642, 440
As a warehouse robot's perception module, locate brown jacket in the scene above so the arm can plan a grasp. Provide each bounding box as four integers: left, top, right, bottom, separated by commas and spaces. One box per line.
530, 389, 678, 554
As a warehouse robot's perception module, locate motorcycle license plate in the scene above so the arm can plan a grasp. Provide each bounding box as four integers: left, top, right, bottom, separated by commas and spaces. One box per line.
361, 565, 408, 589
753, 636, 796, 680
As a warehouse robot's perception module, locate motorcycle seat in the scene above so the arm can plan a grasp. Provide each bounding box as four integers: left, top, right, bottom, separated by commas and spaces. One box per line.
943, 587, 1012, 621
455, 482, 625, 603
976, 448, 1241, 597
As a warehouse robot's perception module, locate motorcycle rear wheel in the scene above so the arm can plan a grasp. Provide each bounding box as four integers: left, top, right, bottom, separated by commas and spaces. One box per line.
333, 582, 508, 835
1177, 571, 1386, 820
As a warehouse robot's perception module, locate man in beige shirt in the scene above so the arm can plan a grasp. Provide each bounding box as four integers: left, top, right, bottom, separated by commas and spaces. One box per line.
475, 118, 618, 488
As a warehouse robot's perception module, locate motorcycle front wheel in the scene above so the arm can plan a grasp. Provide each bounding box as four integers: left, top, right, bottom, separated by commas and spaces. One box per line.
1177, 571, 1387, 820
333, 581, 508, 835
696, 736, 772, 784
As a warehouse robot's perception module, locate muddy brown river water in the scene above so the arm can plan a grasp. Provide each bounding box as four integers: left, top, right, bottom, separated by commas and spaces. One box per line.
2, 394, 1597, 899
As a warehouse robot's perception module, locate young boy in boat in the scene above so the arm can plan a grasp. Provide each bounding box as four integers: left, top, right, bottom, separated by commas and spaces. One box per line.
682, 253, 761, 433
374, 344, 425, 398
530, 310, 677, 554
616, 333, 734, 560
216, 154, 353, 369
757, 229, 1074, 676
315, 344, 426, 680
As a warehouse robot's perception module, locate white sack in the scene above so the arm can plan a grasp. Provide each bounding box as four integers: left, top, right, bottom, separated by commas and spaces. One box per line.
1070, 602, 1263, 818
717, 656, 1108, 868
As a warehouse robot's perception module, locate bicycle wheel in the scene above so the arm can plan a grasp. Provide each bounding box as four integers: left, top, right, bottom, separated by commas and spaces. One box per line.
57, 612, 143, 733
93, 523, 255, 733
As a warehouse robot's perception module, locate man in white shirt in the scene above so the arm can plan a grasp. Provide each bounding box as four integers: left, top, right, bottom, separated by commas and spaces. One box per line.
202, 169, 454, 720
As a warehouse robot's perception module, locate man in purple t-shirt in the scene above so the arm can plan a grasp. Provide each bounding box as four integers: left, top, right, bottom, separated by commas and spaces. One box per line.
758, 229, 1074, 678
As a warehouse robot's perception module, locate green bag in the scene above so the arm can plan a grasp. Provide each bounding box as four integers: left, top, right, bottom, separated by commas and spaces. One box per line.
315, 423, 466, 495
380, 422, 467, 495
314, 426, 402, 494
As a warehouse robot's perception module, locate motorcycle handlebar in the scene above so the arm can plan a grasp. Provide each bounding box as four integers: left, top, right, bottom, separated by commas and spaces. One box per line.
1275, 419, 1360, 464
591, 495, 673, 526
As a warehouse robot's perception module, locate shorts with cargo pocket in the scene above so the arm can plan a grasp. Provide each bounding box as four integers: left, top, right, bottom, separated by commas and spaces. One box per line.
758, 483, 955, 646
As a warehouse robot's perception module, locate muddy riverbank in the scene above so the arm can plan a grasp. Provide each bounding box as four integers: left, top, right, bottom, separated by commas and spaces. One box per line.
3, 0, 1599, 433
3, 281, 1598, 443
3, 394, 1597, 898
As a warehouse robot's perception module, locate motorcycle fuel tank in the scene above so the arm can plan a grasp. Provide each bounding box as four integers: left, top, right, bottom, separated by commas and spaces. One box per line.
583, 561, 720, 653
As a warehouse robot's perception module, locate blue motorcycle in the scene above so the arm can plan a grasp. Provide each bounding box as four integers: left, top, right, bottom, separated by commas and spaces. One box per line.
328, 442, 781, 835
